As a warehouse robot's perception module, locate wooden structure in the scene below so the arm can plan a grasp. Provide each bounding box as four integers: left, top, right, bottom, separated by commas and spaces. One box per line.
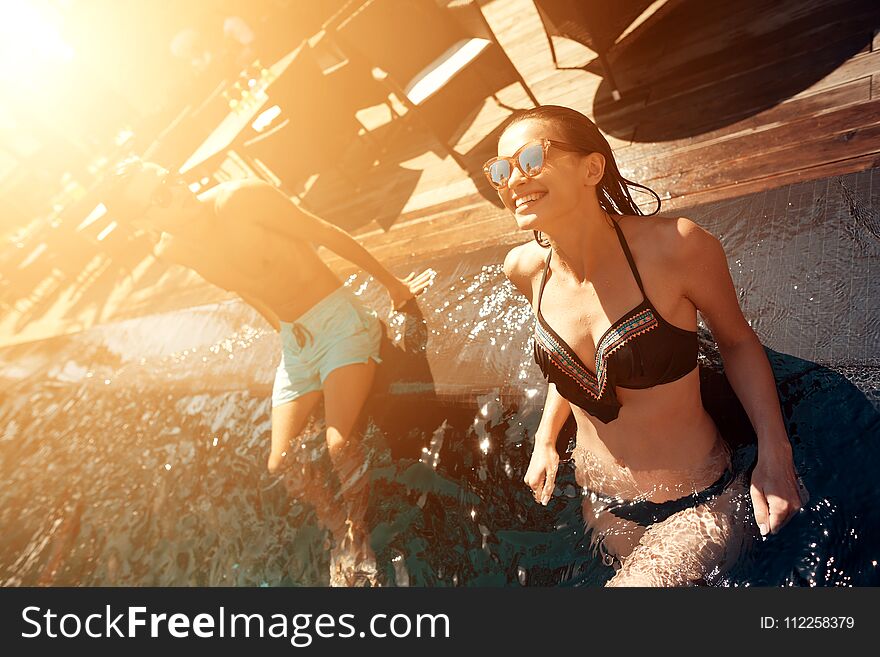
1, 0, 879, 346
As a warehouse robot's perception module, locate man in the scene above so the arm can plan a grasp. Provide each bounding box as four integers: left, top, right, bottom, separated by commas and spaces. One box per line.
103, 160, 433, 584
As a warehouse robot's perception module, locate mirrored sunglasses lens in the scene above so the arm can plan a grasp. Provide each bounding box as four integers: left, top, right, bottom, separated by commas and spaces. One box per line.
519, 144, 544, 176
488, 160, 511, 187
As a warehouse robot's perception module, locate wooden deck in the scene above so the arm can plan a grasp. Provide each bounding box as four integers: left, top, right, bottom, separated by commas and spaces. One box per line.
332, 0, 880, 269
1, 0, 879, 347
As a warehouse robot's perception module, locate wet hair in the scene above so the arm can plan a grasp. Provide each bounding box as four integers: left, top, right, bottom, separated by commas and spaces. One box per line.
99, 156, 149, 222
99, 157, 181, 223
500, 105, 661, 247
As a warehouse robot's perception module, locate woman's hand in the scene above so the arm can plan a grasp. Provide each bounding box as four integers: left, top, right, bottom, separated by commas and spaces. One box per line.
388, 269, 434, 311
750, 438, 804, 536
524, 438, 559, 506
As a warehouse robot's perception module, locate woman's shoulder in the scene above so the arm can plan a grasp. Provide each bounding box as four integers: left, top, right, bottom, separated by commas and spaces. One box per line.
503, 240, 548, 301
503, 240, 547, 279
619, 214, 717, 264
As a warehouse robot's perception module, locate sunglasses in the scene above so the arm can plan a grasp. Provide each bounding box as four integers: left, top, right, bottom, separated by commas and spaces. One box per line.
483, 139, 582, 190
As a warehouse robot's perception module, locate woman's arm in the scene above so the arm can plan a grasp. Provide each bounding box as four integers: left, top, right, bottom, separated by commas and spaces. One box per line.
504, 244, 568, 505
526, 383, 572, 505
535, 382, 572, 446
677, 219, 802, 535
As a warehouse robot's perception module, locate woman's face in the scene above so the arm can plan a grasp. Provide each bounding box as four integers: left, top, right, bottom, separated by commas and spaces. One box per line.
495, 119, 587, 234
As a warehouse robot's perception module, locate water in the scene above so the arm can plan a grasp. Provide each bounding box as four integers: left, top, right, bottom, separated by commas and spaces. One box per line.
1, 171, 879, 586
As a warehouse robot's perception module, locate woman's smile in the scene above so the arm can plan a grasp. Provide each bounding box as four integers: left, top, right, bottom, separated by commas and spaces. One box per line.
514, 191, 547, 212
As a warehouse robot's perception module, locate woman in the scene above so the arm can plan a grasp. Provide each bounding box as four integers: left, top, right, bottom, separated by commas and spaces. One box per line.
102, 160, 433, 585
486, 106, 803, 585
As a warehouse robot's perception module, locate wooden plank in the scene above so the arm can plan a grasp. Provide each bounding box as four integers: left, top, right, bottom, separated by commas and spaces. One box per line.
622, 96, 880, 183
663, 152, 880, 212
596, 30, 878, 138
648, 121, 880, 199
639, 34, 874, 114
619, 76, 873, 163
788, 48, 880, 100
324, 203, 512, 271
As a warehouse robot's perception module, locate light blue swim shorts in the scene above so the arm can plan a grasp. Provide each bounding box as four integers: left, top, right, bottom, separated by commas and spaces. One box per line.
272, 286, 383, 407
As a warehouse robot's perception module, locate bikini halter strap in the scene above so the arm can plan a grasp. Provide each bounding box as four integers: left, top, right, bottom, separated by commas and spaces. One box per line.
610, 218, 646, 296
536, 217, 645, 311
535, 248, 553, 314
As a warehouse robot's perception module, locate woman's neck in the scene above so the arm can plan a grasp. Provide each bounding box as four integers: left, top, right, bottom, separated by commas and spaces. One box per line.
545, 206, 617, 283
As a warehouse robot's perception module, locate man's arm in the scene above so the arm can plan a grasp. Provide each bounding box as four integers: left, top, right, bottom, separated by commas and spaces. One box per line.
222, 180, 428, 308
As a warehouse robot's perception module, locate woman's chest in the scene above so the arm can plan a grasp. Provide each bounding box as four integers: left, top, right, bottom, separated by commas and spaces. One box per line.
536, 278, 644, 367
535, 266, 692, 366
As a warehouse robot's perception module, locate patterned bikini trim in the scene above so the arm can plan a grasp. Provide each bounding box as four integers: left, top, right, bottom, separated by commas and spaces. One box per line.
534, 308, 659, 400
593, 309, 659, 394
534, 321, 603, 397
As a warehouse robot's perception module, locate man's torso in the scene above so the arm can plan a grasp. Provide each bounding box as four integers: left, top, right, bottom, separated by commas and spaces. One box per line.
189, 183, 343, 320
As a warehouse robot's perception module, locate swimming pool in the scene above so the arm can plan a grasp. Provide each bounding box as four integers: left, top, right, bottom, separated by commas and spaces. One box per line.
0, 170, 878, 586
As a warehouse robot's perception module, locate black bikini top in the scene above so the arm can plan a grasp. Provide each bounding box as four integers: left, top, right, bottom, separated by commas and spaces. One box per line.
532, 219, 698, 423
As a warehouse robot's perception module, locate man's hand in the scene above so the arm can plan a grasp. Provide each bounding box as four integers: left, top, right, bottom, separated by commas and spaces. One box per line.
389, 269, 434, 311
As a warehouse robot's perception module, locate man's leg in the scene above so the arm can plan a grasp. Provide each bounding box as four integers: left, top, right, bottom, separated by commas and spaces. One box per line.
269, 392, 322, 474
271, 390, 354, 562
321, 360, 378, 562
